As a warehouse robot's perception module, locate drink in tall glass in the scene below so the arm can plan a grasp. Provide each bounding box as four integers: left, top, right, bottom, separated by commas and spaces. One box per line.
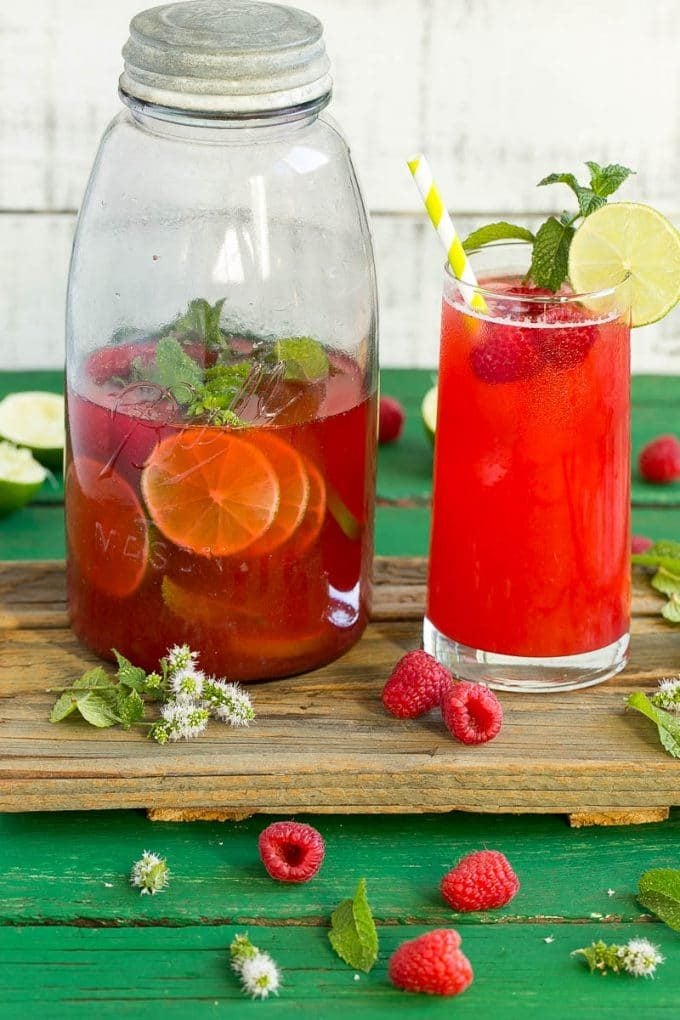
424, 244, 631, 691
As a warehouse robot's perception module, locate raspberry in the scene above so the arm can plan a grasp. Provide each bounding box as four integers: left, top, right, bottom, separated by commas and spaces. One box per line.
538, 321, 596, 370
470, 324, 543, 383
388, 929, 473, 996
382, 650, 453, 718
379, 396, 405, 444
441, 850, 519, 912
638, 435, 680, 484
258, 821, 325, 883
631, 534, 653, 554
441, 681, 503, 744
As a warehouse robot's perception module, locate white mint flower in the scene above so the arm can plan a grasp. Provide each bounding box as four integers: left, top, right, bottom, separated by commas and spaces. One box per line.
160, 700, 210, 741
653, 676, 680, 711
130, 851, 170, 895
204, 679, 255, 727
617, 938, 664, 978
230, 932, 259, 974
170, 667, 205, 702
166, 644, 200, 673
240, 953, 281, 999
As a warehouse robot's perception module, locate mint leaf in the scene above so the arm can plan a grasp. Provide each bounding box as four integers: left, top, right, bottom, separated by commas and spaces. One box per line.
537, 172, 580, 195
112, 649, 148, 692
75, 691, 121, 728
586, 162, 635, 198
153, 337, 203, 403
186, 362, 251, 423
72, 667, 114, 692
575, 187, 607, 218
638, 869, 680, 931
50, 692, 80, 723
627, 691, 680, 758
171, 297, 226, 349
651, 566, 680, 597
328, 878, 378, 972
529, 217, 574, 291
662, 592, 680, 623
462, 222, 535, 252
116, 688, 145, 730
273, 337, 330, 383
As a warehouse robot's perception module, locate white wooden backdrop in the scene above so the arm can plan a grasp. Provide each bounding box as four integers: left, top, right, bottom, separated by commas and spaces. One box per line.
2, 0, 680, 371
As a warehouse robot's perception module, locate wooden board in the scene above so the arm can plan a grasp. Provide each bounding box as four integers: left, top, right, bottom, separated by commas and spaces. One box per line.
0, 558, 679, 817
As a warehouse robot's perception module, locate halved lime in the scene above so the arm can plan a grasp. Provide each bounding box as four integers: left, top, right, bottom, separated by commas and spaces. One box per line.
568, 202, 680, 327
0, 441, 47, 517
0, 392, 65, 469
421, 385, 437, 445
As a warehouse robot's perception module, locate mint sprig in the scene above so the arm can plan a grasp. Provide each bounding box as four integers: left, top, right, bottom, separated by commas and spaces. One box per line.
626, 691, 680, 758
632, 540, 680, 625
462, 160, 635, 291
529, 218, 575, 292
169, 297, 227, 350
131, 336, 203, 404
638, 869, 680, 931
328, 878, 378, 973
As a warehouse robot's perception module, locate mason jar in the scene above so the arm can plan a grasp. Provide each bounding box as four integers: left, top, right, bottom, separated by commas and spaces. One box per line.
65, 0, 378, 681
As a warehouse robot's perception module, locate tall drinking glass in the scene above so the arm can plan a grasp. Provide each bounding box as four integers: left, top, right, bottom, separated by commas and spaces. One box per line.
424, 242, 631, 691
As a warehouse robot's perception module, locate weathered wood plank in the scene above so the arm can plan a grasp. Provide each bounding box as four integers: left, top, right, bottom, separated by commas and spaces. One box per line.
0, 922, 678, 1019
0, 560, 678, 815
568, 808, 670, 828
2, 808, 678, 926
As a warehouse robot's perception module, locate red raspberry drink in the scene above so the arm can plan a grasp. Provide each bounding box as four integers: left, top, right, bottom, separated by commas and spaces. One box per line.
424, 245, 631, 690
66, 337, 376, 681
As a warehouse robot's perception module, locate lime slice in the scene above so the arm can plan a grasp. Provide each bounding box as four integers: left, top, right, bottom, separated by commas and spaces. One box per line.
0, 392, 65, 469
421, 385, 437, 445
0, 441, 47, 517
568, 202, 680, 327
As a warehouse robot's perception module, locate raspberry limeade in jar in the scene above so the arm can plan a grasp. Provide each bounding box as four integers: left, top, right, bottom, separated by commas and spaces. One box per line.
424, 242, 631, 691
65, 1, 378, 680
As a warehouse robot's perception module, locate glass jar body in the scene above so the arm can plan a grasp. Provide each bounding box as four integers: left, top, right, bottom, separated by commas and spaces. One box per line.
66, 102, 378, 681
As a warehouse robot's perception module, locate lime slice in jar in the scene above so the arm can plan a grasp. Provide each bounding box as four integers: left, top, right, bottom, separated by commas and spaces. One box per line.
0, 391, 65, 469
421, 385, 437, 445
0, 441, 47, 517
568, 202, 680, 327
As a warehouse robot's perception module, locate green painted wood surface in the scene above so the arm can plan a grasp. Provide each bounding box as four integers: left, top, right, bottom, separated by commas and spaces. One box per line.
1, 922, 678, 1019
1, 810, 679, 927
1, 811, 679, 1018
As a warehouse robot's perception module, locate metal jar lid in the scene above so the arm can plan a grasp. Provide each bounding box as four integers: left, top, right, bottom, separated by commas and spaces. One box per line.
120, 0, 332, 114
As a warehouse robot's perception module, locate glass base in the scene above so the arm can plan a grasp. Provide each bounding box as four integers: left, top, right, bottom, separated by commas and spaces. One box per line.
423, 618, 630, 692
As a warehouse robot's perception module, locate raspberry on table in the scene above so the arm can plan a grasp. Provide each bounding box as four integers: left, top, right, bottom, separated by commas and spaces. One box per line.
638, 435, 680, 484
388, 928, 473, 996
378, 395, 406, 444
382, 650, 453, 718
441, 849, 519, 912
441, 681, 503, 744
258, 821, 325, 883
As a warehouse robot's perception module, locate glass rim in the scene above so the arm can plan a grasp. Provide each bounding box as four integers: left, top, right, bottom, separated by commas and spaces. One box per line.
444, 240, 631, 304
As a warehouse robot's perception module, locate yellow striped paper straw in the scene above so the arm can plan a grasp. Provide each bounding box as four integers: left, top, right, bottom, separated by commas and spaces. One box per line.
407, 154, 488, 313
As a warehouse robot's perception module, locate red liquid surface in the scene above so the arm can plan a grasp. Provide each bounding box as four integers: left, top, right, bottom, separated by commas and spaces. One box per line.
66, 346, 376, 680
427, 279, 631, 658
